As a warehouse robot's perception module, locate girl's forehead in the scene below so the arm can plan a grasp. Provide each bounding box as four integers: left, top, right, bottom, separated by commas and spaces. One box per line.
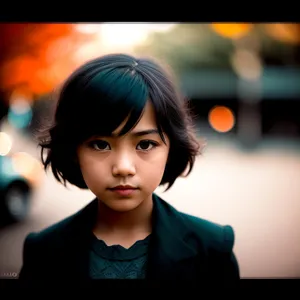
112, 101, 157, 136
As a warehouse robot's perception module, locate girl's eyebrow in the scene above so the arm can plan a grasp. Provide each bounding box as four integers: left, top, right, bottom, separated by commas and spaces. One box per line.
130, 129, 160, 137
109, 129, 160, 138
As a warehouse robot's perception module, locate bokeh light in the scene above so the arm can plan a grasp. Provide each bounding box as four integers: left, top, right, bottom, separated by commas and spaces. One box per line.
264, 24, 300, 44
0, 132, 13, 156
208, 106, 236, 133
11, 152, 44, 186
210, 23, 253, 39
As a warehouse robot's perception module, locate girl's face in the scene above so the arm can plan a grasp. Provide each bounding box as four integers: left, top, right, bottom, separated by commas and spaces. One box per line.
77, 101, 170, 212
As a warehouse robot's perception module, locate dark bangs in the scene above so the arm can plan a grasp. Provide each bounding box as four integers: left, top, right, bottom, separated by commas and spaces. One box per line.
56, 65, 148, 144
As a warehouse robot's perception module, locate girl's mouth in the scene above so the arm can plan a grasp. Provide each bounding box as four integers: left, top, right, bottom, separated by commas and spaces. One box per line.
109, 187, 138, 197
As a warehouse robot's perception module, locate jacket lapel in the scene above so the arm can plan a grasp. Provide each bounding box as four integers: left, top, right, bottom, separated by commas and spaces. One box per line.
64, 199, 98, 281
146, 194, 204, 279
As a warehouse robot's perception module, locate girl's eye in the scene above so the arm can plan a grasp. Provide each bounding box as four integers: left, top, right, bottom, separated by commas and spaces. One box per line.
89, 140, 110, 151
87, 140, 158, 151
137, 140, 158, 151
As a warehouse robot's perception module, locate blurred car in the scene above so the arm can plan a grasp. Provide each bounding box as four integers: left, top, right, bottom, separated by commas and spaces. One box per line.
0, 130, 42, 224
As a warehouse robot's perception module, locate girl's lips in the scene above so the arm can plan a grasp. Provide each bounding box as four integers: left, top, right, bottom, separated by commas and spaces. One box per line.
109, 188, 137, 196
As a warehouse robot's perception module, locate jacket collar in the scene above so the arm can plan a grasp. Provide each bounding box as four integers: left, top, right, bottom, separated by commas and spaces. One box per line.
69, 193, 201, 280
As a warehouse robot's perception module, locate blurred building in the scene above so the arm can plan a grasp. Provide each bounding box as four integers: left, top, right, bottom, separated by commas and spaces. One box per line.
181, 66, 300, 143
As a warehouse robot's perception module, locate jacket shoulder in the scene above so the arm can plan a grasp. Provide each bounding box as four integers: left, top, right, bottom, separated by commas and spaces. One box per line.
21, 215, 76, 261
18, 201, 95, 281
178, 210, 236, 253
154, 194, 236, 254
23, 199, 96, 250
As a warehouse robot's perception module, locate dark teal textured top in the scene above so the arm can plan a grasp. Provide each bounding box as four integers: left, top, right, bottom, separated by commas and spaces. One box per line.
89, 234, 151, 279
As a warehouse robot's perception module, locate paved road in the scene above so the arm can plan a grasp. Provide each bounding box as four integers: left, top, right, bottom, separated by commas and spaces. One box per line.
1, 134, 300, 279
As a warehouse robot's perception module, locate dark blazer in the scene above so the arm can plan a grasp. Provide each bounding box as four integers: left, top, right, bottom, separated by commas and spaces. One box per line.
18, 193, 240, 286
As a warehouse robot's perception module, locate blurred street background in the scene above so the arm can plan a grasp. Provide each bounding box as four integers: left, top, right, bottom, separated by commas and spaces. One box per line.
0, 23, 300, 279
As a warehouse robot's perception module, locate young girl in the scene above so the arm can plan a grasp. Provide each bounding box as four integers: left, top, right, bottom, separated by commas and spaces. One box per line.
18, 53, 240, 285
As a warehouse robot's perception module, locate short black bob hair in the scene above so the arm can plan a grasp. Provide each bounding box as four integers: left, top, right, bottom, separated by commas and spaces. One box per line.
39, 53, 203, 191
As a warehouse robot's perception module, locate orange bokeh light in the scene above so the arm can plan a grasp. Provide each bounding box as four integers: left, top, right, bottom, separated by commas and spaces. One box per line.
264, 23, 300, 44
210, 23, 253, 39
208, 106, 235, 133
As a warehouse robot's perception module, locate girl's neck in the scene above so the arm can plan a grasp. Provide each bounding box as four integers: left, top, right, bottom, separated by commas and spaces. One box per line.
93, 195, 153, 236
